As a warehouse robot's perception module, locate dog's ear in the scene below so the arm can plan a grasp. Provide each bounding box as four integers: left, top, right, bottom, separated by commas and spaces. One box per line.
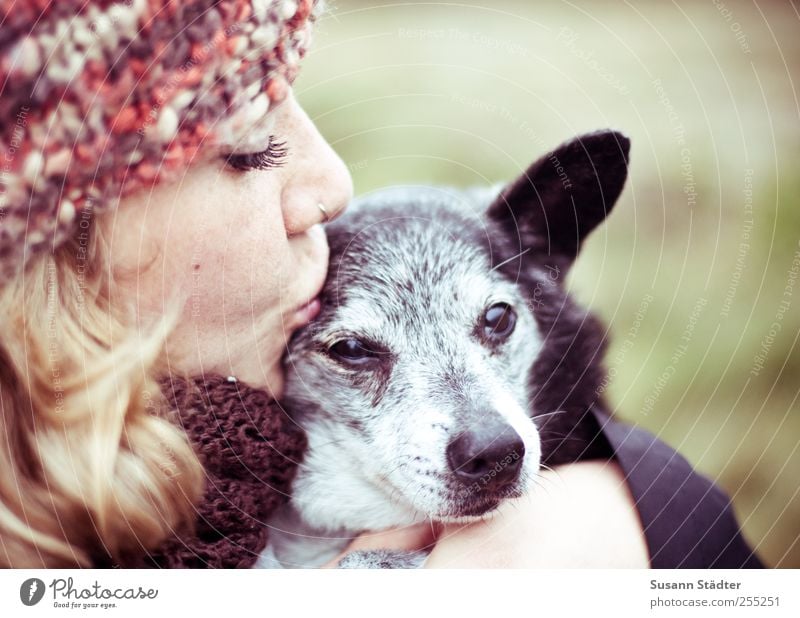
487, 130, 630, 266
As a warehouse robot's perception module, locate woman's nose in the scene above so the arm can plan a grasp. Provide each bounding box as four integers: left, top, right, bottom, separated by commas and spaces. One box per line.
278, 94, 353, 237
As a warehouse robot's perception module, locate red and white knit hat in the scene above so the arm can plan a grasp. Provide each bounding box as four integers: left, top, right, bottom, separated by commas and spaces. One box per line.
0, 0, 322, 283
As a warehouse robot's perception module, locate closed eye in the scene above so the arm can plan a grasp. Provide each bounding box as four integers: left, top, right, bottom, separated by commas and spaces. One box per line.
326, 337, 386, 368
223, 135, 289, 171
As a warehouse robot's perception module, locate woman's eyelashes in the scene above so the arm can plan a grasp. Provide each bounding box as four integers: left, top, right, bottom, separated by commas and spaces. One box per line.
223, 136, 289, 171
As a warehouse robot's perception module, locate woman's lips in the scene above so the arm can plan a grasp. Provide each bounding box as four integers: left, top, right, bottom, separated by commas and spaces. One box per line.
288, 258, 327, 329
285, 223, 329, 329
287, 269, 326, 329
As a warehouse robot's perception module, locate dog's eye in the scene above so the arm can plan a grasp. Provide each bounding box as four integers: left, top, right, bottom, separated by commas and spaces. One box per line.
482, 303, 517, 340
328, 338, 378, 366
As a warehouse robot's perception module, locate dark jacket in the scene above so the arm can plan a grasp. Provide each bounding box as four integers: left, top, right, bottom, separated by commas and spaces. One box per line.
591, 406, 763, 568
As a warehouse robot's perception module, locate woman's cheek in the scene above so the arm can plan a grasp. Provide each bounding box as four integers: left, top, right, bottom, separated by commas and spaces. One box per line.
296, 224, 329, 273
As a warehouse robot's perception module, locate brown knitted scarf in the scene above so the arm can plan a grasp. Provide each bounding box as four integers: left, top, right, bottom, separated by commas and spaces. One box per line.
118, 374, 306, 568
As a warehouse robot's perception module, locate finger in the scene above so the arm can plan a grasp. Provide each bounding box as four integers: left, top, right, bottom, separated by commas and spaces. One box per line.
347, 522, 440, 552
322, 522, 441, 568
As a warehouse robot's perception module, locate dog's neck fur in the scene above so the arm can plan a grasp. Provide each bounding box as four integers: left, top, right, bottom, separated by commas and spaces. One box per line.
266, 416, 427, 568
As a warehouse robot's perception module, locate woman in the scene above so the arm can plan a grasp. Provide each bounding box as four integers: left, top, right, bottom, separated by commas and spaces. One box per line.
0, 0, 760, 568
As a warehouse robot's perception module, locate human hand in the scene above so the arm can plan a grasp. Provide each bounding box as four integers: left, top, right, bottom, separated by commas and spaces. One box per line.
324, 461, 648, 568
425, 460, 650, 568
323, 521, 441, 568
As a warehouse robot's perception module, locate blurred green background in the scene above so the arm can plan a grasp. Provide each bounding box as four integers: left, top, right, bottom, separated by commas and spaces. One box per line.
296, 0, 800, 567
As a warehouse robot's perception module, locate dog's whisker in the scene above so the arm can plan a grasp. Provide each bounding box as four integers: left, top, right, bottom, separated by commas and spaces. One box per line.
533, 410, 568, 420
490, 247, 531, 272
539, 462, 556, 473
538, 436, 588, 444
538, 463, 566, 488
534, 468, 558, 487
531, 475, 556, 498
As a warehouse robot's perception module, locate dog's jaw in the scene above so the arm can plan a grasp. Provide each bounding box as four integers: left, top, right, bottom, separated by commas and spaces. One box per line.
288, 418, 428, 533
265, 393, 540, 568
264, 416, 430, 568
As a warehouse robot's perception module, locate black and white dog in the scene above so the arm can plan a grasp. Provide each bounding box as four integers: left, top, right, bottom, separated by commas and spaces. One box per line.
260, 130, 630, 568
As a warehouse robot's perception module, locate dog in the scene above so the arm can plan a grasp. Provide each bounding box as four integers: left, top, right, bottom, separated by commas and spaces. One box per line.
259, 130, 631, 568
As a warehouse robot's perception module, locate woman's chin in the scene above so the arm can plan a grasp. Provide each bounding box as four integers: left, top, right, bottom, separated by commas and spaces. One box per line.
261, 363, 285, 400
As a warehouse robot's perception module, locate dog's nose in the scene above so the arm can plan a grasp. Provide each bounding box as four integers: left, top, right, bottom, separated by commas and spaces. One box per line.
446, 416, 525, 490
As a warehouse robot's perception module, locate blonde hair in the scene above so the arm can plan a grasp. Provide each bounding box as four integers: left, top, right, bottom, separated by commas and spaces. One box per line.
0, 212, 203, 567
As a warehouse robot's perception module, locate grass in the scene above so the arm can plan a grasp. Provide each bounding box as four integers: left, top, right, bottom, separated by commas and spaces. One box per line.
296, 0, 800, 567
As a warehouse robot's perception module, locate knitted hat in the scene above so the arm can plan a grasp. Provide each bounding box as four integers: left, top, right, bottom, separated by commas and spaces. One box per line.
0, 0, 322, 283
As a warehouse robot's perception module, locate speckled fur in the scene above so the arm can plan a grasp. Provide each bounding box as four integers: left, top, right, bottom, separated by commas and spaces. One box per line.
263, 130, 631, 568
